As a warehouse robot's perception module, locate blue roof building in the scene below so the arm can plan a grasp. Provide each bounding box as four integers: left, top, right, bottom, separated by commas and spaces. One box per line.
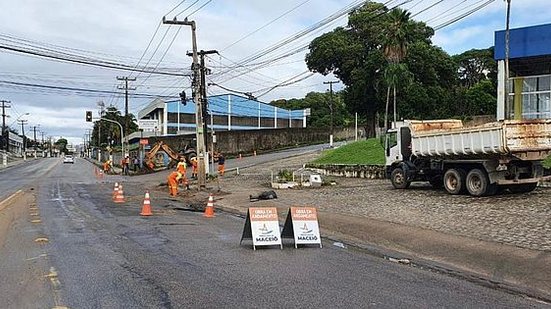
494, 23, 551, 120
136, 94, 309, 137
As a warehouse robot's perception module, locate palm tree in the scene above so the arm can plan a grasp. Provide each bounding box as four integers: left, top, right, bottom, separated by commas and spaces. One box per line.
383, 8, 412, 130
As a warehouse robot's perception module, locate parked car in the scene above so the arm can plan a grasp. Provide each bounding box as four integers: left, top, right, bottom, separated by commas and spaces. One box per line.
63, 155, 75, 164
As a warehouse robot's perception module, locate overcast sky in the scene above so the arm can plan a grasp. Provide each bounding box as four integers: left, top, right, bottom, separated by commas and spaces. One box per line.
1, 0, 549, 146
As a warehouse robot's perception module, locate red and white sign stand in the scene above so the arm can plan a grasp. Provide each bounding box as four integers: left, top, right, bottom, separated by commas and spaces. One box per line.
281, 207, 322, 248
240, 207, 282, 250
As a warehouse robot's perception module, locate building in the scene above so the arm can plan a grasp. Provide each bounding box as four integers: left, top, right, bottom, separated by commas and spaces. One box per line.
495, 23, 551, 120
135, 94, 309, 138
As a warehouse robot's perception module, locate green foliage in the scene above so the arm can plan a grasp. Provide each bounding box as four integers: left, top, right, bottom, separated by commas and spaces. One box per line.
54, 138, 68, 154
544, 156, 551, 169
303, 2, 498, 133
277, 169, 294, 182
313, 139, 385, 165
91, 106, 139, 148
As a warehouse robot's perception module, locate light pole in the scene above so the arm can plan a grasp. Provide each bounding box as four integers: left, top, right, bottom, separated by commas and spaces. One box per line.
100, 117, 124, 162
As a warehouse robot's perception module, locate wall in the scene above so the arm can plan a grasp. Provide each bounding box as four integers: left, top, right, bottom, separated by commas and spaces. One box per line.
138, 126, 364, 156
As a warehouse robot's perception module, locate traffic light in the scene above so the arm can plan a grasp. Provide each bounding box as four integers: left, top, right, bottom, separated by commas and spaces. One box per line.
179, 91, 187, 105
85, 111, 92, 122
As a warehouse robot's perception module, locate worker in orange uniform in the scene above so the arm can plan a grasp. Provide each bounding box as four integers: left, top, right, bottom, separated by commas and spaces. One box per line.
176, 156, 190, 190
103, 159, 112, 174
167, 171, 182, 196
190, 157, 198, 179
217, 152, 225, 176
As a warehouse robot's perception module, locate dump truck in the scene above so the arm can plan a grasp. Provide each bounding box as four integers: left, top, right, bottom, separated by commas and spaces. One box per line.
385, 119, 551, 196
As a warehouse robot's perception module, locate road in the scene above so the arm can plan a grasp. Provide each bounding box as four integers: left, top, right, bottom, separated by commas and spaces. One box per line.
0, 157, 547, 308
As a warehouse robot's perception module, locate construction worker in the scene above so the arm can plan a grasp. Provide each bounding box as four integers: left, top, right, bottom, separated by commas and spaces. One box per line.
103, 159, 112, 174
176, 156, 190, 190
190, 156, 198, 179
217, 152, 225, 176
167, 171, 182, 196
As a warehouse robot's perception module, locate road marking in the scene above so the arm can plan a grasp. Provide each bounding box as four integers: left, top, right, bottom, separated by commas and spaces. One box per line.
0, 189, 23, 212
31, 219, 41, 223
26, 253, 47, 261
34, 237, 49, 243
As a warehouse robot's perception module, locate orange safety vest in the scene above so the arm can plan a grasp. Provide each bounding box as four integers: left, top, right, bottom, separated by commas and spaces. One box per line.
176, 161, 187, 174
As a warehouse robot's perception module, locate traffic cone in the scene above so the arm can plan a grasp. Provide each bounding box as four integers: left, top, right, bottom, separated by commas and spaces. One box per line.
114, 184, 125, 203
140, 191, 152, 216
204, 193, 215, 218
112, 182, 119, 201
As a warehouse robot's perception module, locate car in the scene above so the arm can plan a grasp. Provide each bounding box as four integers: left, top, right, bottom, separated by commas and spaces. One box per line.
63, 155, 75, 164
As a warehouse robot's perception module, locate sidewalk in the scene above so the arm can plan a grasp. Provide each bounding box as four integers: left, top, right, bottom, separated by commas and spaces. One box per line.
108, 155, 551, 302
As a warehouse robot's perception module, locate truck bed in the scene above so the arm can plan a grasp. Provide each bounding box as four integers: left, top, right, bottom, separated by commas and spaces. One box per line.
409, 119, 551, 160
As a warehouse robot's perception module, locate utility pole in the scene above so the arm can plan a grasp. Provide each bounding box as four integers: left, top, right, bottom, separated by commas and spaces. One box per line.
18, 119, 28, 157
97, 101, 105, 161
323, 81, 339, 147
504, 0, 512, 119
163, 16, 207, 188
117, 77, 136, 153
1, 100, 11, 151
188, 49, 218, 155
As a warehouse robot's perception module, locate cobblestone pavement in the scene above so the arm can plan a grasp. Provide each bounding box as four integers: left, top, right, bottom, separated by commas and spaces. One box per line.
218, 153, 551, 252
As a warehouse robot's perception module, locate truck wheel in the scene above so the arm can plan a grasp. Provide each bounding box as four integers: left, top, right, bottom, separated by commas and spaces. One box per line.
391, 168, 410, 189
508, 183, 537, 194
466, 169, 490, 197
443, 168, 465, 195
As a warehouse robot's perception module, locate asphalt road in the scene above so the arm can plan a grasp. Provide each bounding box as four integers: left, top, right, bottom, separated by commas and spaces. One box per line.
0, 157, 548, 308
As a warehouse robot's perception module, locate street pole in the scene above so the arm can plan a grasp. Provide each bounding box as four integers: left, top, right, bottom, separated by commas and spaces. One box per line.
323, 81, 339, 147
18, 119, 28, 159
504, 0, 512, 119
117, 77, 136, 154
1, 100, 11, 151
100, 117, 124, 162
163, 16, 207, 188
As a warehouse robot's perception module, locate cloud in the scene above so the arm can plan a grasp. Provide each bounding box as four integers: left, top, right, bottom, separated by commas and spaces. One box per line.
1, 0, 550, 145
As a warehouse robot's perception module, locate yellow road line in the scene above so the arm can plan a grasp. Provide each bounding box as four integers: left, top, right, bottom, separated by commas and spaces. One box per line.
0, 189, 23, 212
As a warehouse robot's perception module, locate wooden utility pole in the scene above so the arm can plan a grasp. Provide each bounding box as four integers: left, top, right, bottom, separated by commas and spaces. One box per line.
18, 119, 28, 154
163, 16, 207, 188
117, 76, 136, 153
323, 81, 339, 146
1, 100, 11, 151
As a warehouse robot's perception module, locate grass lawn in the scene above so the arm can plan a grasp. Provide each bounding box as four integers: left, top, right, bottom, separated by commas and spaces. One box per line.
312, 139, 385, 165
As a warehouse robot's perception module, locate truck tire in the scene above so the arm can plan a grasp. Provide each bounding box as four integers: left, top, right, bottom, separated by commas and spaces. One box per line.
443, 168, 465, 195
391, 168, 410, 189
508, 183, 537, 194
466, 169, 490, 197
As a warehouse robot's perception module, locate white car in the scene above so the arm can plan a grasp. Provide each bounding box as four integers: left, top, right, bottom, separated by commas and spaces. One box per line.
63, 155, 75, 164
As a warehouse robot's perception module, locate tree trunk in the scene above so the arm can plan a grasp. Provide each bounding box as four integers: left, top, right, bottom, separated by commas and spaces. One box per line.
384, 86, 391, 132
365, 109, 376, 138
393, 85, 397, 127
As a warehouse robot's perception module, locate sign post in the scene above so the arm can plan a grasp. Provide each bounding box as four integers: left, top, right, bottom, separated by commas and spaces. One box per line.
281, 207, 322, 248
240, 207, 282, 250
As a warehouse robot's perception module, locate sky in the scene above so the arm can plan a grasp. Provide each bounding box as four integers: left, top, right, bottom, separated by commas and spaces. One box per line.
0, 0, 550, 146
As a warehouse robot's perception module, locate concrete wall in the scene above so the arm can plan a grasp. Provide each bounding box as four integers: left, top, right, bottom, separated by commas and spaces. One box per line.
139, 126, 364, 156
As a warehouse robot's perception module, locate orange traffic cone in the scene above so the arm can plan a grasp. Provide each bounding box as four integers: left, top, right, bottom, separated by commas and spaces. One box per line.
140, 191, 152, 216
114, 184, 125, 203
112, 182, 119, 201
204, 193, 215, 218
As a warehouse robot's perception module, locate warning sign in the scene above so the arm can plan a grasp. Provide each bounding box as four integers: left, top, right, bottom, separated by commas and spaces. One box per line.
281, 207, 322, 248
240, 207, 282, 250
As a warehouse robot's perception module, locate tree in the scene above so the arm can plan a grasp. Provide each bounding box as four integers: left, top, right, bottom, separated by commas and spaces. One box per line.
306, 2, 433, 137
54, 138, 68, 154
91, 106, 138, 148
452, 47, 497, 88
